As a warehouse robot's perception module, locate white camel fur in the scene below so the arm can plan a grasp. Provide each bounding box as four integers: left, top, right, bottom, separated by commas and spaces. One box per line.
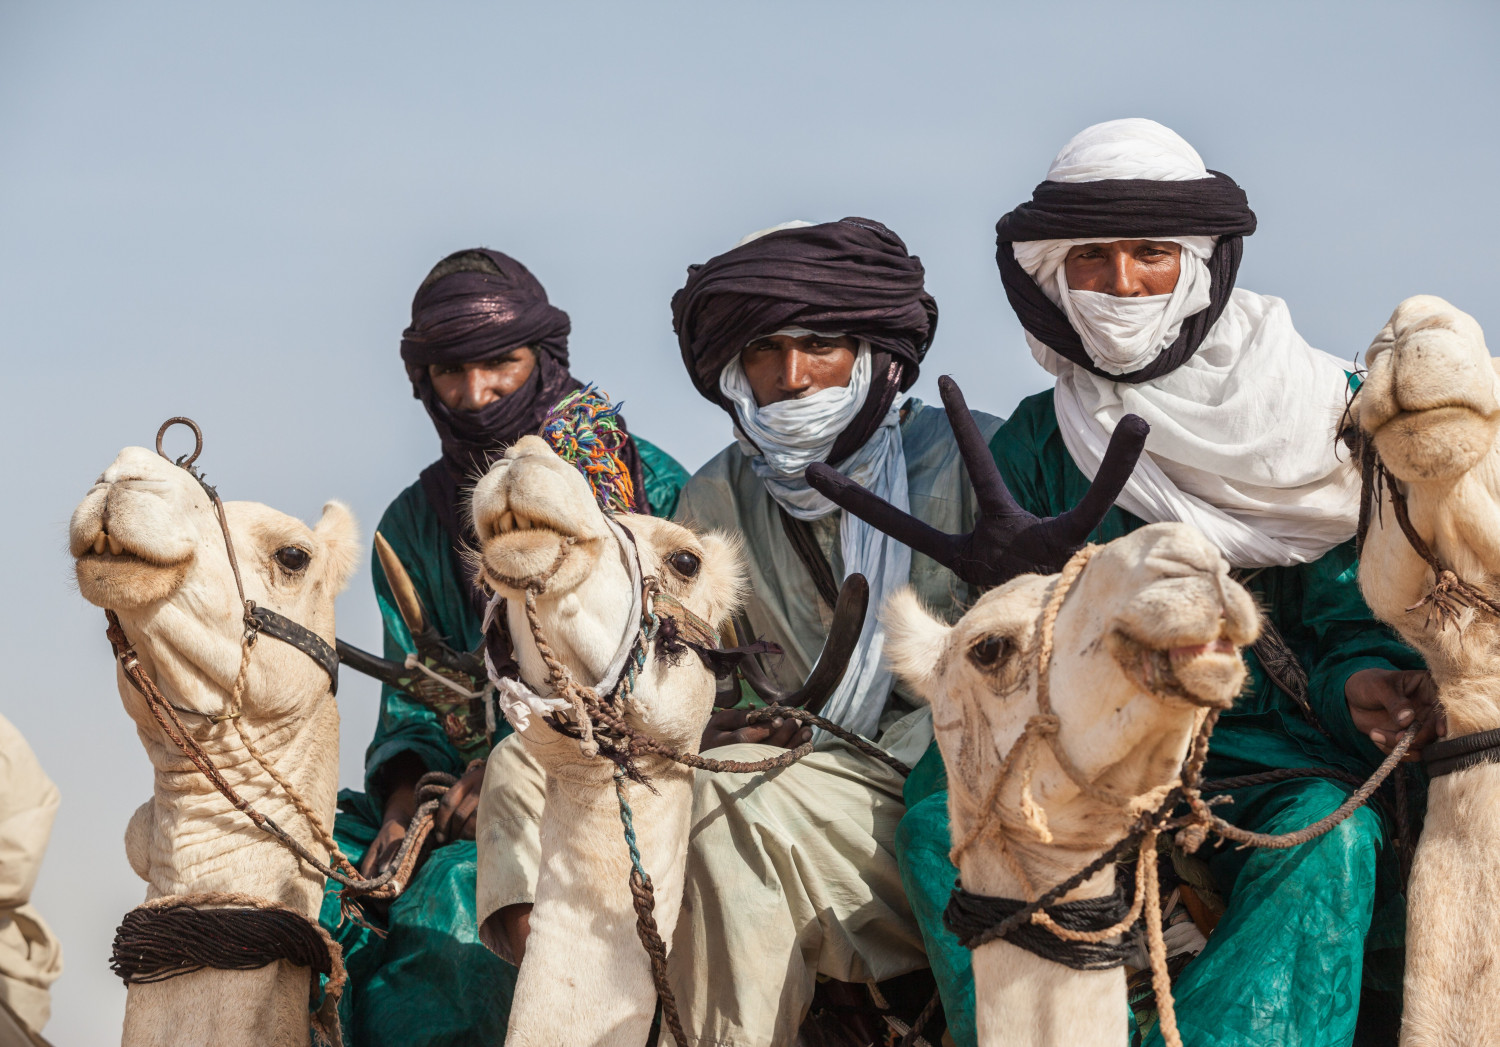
71, 445, 359, 1047
470, 435, 744, 1047
1348, 295, 1500, 1047
883, 523, 1259, 1047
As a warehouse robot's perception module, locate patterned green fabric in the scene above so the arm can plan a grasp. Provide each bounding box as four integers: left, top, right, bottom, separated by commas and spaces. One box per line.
320, 434, 687, 1047
900, 391, 1421, 1047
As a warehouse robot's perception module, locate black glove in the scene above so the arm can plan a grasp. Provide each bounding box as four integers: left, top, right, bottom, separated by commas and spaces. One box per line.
806, 375, 1150, 589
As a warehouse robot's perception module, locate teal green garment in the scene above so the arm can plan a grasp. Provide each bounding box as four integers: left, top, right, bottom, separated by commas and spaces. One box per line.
899, 391, 1421, 1047
675, 400, 1003, 724
320, 435, 687, 1047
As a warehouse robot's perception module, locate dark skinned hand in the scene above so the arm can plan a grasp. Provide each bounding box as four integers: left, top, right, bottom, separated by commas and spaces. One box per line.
700, 707, 812, 752
359, 759, 487, 877
1346, 667, 1445, 761
431, 763, 486, 844
361, 778, 417, 878
806, 375, 1150, 589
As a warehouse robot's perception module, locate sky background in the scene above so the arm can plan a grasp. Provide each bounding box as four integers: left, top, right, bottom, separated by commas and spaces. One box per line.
2, 2, 1497, 1042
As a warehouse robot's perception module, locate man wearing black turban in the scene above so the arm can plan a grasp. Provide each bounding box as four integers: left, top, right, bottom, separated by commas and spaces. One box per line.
817, 121, 1434, 1047
320, 248, 688, 1047
669, 217, 993, 1045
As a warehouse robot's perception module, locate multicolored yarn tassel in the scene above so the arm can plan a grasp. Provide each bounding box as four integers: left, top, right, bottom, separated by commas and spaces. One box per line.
540, 385, 637, 513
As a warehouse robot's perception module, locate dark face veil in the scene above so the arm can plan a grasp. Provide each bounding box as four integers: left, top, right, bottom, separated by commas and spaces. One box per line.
399, 248, 643, 618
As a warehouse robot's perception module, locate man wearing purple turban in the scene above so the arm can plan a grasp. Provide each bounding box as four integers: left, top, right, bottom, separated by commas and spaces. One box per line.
318, 248, 688, 1047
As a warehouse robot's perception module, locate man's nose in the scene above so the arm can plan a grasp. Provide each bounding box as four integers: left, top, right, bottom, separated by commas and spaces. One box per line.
1109, 252, 1147, 297
463, 368, 499, 409
780, 349, 814, 391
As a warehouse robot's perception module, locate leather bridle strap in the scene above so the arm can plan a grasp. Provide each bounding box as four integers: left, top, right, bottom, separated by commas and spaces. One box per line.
155, 417, 338, 696
1423, 727, 1500, 779
249, 605, 340, 696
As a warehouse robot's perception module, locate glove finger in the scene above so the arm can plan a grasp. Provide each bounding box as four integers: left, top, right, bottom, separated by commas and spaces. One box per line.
938, 376, 1021, 514
807, 463, 957, 563
1051, 414, 1149, 545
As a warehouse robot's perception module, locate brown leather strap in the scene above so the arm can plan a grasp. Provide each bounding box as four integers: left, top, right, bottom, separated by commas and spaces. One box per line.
777, 506, 840, 610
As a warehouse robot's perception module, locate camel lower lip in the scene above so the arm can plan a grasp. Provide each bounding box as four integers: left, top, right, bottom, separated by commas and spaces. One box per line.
75, 550, 153, 568
481, 530, 575, 590
1168, 639, 1235, 662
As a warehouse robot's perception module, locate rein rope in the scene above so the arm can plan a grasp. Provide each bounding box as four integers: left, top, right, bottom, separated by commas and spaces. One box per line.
1348, 409, 1500, 782
941, 545, 1420, 1047
102, 419, 463, 1041
508, 533, 914, 1047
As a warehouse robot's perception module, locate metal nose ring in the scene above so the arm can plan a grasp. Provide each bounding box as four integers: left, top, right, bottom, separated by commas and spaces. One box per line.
156, 417, 204, 470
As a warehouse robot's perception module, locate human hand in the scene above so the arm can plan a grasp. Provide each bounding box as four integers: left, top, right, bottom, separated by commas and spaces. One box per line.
432, 763, 487, 844
1345, 668, 1445, 761
361, 782, 417, 878
700, 707, 812, 752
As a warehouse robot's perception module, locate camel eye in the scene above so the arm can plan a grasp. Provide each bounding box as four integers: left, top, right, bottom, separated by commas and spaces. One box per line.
968, 635, 1009, 669
667, 550, 701, 578
275, 546, 311, 572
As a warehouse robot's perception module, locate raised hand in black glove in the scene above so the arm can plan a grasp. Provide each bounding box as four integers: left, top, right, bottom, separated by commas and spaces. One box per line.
805, 375, 1150, 589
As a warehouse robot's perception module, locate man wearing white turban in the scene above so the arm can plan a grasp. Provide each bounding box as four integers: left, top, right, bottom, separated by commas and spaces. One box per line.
886, 120, 1437, 1047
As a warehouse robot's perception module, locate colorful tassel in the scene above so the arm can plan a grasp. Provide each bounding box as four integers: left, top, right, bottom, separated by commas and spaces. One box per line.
540, 385, 637, 513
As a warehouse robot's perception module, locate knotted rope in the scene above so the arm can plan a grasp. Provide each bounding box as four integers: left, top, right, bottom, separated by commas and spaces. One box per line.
940, 544, 1421, 1047
508, 541, 913, 1047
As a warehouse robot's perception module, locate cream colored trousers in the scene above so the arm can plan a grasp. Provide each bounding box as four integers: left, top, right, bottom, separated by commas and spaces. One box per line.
475, 733, 927, 1047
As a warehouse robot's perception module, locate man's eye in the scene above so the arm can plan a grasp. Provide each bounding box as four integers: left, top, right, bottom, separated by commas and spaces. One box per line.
275, 546, 311, 572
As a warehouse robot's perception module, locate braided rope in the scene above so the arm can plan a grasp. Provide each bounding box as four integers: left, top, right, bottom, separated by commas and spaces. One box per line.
614, 772, 689, 1047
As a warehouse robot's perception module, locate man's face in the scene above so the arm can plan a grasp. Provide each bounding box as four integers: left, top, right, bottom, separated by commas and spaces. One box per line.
740, 333, 859, 407
1064, 240, 1182, 297
428, 347, 538, 411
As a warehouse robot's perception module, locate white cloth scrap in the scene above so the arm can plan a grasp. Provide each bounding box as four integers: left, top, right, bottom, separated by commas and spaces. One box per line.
719, 338, 911, 740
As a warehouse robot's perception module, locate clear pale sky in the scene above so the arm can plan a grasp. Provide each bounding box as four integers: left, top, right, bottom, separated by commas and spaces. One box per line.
2, 2, 1496, 1041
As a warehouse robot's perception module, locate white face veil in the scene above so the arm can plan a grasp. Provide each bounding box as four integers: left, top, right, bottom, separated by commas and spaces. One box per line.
1016, 118, 1360, 568
719, 315, 911, 743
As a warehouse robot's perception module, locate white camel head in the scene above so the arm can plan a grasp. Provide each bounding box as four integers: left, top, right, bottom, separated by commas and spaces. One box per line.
1349, 295, 1500, 715
471, 435, 745, 772
70, 443, 360, 1047
71, 445, 360, 725
884, 522, 1258, 890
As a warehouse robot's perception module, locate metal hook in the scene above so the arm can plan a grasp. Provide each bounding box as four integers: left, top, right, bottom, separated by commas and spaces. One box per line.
155, 417, 204, 470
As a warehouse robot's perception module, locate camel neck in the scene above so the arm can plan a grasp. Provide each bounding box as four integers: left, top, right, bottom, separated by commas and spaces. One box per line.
507, 764, 694, 1047
130, 691, 337, 916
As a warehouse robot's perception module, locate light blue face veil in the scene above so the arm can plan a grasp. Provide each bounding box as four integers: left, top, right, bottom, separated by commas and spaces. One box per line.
719, 335, 911, 741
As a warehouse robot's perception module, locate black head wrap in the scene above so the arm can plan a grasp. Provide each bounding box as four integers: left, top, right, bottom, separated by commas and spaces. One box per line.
400, 248, 644, 619
994, 173, 1257, 383
671, 218, 938, 464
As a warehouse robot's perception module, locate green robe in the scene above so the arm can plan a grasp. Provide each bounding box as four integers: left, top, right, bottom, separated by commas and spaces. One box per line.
319, 437, 688, 1047
898, 391, 1420, 1047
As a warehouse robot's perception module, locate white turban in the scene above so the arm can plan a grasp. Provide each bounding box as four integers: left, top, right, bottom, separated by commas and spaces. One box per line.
1019, 118, 1361, 568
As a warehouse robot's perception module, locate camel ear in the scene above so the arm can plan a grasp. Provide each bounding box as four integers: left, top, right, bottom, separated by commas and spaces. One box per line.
880, 587, 950, 706
313, 500, 361, 595
694, 529, 748, 627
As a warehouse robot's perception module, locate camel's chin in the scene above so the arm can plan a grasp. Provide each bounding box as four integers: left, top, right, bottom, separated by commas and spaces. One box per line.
1371, 407, 1499, 483
74, 553, 190, 610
